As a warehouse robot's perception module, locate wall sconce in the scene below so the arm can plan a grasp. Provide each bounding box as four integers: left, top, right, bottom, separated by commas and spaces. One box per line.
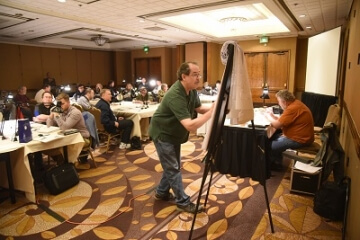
260, 86, 270, 107
259, 36, 269, 46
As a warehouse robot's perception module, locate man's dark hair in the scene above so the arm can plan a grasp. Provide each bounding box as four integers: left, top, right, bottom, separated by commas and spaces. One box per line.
43, 83, 51, 89
176, 62, 198, 81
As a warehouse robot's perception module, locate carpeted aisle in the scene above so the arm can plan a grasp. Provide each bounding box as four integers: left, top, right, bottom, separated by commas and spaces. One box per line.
1, 134, 340, 240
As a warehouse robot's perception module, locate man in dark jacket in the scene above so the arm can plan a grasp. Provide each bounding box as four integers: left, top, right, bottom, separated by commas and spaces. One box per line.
95, 89, 133, 149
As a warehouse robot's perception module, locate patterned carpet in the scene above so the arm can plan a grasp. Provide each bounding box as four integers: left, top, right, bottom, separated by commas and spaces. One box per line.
252, 168, 343, 240
0, 134, 343, 239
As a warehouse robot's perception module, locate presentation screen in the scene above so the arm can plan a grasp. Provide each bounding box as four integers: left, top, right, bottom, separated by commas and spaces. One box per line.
305, 27, 341, 96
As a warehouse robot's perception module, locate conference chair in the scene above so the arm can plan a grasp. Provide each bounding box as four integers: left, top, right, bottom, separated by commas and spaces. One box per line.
88, 107, 121, 153
78, 136, 97, 168
72, 103, 83, 112
81, 111, 99, 168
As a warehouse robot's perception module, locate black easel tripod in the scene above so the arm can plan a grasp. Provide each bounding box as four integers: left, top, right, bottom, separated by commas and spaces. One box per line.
188, 43, 274, 239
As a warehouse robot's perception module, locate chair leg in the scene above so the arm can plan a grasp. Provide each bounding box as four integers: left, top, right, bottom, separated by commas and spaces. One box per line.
88, 150, 97, 168
105, 135, 111, 153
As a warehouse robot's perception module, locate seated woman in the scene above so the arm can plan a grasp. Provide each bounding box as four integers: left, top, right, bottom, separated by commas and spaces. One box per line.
122, 83, 136, 101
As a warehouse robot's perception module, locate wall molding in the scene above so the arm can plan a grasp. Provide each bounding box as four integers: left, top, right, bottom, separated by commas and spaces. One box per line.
344, 102, 360, 158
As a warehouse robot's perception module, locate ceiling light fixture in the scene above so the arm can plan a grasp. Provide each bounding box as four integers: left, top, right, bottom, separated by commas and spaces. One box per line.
219, 16, 247, 30
91, 34, 109, 46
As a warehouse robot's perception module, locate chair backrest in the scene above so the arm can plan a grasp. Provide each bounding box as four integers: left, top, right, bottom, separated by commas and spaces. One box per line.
323, 104, 340, 127
82, 111, 99, 148
72, 103, 83, 112
88, 107, 103, 131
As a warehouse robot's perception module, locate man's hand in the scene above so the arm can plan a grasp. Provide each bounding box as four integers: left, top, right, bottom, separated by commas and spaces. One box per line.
115, 121, 119, 127
49, 112, 60, 119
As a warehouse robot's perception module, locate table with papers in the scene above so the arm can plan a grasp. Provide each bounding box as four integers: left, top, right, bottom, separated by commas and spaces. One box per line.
0, 120, 84, 202
110, 101, 159, 139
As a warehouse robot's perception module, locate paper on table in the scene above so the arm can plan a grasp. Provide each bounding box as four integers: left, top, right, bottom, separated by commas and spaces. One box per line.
294, 161, 322, 174
35, 134, 64, 143
37, 126, 59, 133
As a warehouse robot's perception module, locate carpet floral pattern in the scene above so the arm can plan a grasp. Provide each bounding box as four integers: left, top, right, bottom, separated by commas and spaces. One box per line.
0, 134, 342, 239
252, 168, 343, 240
0, 134, 266, 240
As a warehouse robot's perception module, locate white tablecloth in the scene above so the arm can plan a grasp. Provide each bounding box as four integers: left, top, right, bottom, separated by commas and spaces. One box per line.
110, 101, 158, 139
0, 121, 84, 202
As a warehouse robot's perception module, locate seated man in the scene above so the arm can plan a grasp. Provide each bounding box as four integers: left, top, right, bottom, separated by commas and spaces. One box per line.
134, 86, 153, 104
265, 89, 314, 171
122, 83, 136, 101
34, 84, 51, 104
157, 83, 169, 103
47, 93, 90, 163
77, 87, 94, 111
14, 85, 34, 120
72, 84, 85, 101
33, 91, 55, 123
95, 89, 133, 149
94, 83, 103, 99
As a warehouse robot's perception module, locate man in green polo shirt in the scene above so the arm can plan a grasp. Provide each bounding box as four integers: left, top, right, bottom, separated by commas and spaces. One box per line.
149, 61, 213, 213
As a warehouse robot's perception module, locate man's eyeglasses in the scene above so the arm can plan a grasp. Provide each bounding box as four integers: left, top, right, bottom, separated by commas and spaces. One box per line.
189, 73, 202, 79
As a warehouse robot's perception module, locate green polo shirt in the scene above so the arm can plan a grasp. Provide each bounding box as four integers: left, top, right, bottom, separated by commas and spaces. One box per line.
149, 80, 201, 144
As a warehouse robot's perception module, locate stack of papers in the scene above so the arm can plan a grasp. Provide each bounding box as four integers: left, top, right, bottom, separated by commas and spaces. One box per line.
294, 161, 322, 174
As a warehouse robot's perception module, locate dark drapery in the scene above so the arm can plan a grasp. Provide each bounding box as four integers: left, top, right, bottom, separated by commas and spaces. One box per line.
215, 126, 271, 184
301, 92, 337, 127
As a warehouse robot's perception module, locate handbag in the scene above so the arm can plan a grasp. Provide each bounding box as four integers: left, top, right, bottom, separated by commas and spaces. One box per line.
43, 163, 79, 195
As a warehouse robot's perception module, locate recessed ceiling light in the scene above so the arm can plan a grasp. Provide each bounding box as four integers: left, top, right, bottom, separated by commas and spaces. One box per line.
58, 0, 66, 3
299, 14, 306, 18
306, 26, 312, 29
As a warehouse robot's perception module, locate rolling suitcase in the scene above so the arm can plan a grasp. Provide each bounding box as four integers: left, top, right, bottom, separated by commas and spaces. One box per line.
43, 163, 79, 195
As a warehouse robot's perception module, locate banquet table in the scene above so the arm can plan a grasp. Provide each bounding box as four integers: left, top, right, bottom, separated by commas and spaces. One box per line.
0, 120, 84, 202
90, 99, 158, 139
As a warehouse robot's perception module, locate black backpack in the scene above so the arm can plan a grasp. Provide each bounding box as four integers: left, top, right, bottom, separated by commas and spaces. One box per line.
130, 136, 142, 150
313, 177, 350, 221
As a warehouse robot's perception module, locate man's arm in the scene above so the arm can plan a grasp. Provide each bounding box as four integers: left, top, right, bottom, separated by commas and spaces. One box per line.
265, 111, 283, 129
180, 104, 214, 132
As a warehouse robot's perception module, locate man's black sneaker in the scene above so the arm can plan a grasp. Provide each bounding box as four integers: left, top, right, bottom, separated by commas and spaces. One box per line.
177, 203, 204, 213
154, 191, 175, 201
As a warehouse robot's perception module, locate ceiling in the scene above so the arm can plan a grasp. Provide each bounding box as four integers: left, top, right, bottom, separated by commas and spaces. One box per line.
0, 0, 353, 51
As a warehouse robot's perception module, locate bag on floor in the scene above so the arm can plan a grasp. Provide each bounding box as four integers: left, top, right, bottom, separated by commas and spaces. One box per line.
313, 177, 350, 221
43, 163, 79, 195
131, 136, 142, 150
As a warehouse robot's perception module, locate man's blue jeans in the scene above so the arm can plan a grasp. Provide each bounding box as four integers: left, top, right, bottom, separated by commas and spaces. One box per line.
271, 133, 309, 164
154, 139, 190, 207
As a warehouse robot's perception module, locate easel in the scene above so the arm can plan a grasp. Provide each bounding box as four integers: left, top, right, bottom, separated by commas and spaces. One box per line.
188, 43, 274, 239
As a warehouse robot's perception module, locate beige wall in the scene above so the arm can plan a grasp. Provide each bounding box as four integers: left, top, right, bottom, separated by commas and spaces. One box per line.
0, 43, 114, 97
340, 0, 360, 238
114, 51, 131, 86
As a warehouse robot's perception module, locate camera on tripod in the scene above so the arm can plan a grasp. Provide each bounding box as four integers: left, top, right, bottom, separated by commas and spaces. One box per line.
51, 101, 63, 113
